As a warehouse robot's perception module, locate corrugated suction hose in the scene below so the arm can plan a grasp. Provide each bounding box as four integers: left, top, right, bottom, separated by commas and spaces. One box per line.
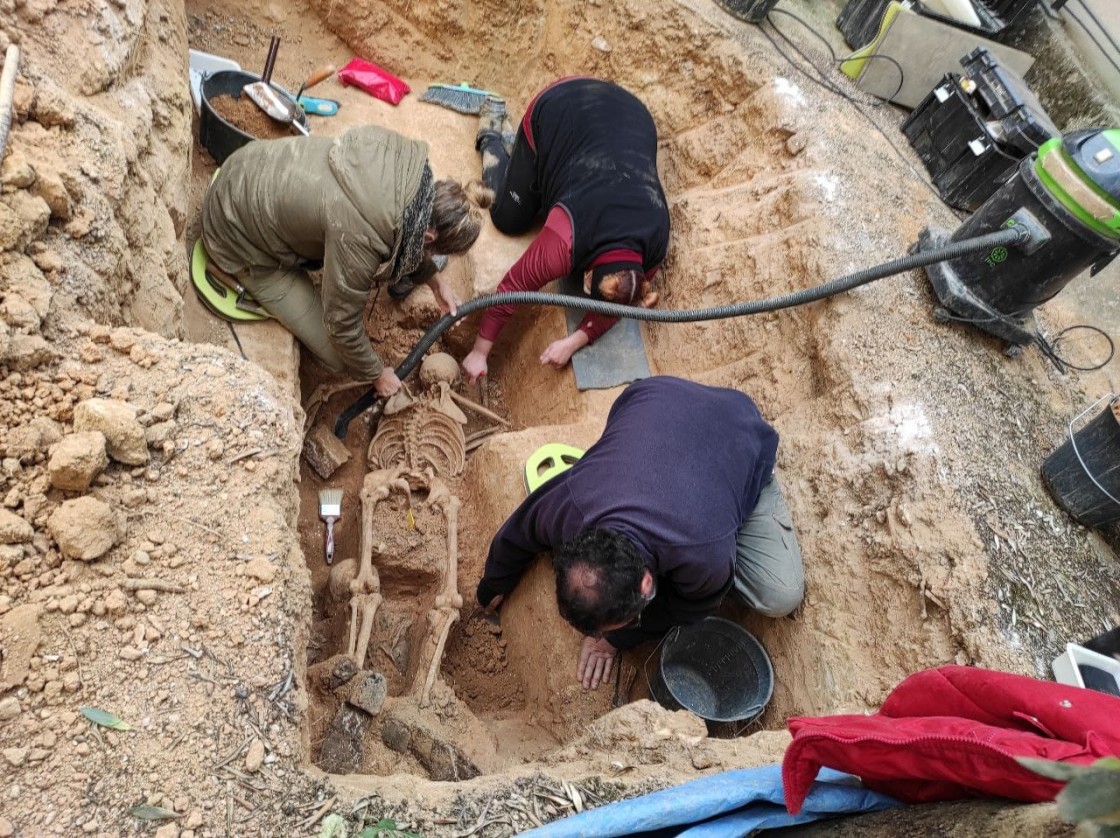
334, 226, 1030, 437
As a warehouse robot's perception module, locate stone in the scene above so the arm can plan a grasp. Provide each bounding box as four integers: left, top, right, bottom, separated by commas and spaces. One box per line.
0, 605, 41, 691
0, 254, 53, 319
0, 815, 12, 837
4, 424, 42, 461
0, 697, 20, 721
0, 152, 36, 189
47, 496, 123, 561
319, 706, 370, 774
0, 192, 50, 251
380, 718, 411, 754
347, 672, 387, 716
135, 589, 157, 606
151, 403, 175, 422
103, 588, 128, 615
591, 35, 612, 53
5, 334, 57, 370
244, 738, 265, 773
302, 425, 351, 480
30, 170, 71, 221
329, 658, 358, 691
244, 556, 275, 583
29, 417, 63, 447
153, 824, 179, 838
73, 399, 149, 465
48, 432, 109, 491
144, 421, 175, 446
0, 292, 40, 332
0, 509, 33, 544
1, 747, 25, 766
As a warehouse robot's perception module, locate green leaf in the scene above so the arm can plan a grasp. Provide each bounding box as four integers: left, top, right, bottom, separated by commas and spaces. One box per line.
129, 805, 181, 821
358, 820, 423, 838
80, 706, 131, 731
1015, 757, 1086, 782
1056, 770, 1120, 822
318, 813, 348, 838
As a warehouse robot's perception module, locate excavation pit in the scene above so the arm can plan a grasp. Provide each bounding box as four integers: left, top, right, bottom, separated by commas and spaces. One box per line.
179, 0, 1120, 821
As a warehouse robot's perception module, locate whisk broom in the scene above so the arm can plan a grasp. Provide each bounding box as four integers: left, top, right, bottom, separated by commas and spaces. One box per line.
318, 488, 343, 565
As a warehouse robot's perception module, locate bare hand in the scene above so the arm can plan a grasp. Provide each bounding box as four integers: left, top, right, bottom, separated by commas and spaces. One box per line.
577, 635, 617, 690
540, 337, 579, 369
462, 350, 489, 385
428, 276, 460, 316
374, 368, 402, 398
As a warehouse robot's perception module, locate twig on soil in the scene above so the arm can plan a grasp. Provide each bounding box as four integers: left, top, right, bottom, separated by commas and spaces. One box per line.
456, 816, 511, 837
121, 578, 186, 593
133, 508, 224, 538
226, 780, 234, 837
300, 797, 336, 830
214, 736, 253, 769
56, 619, 86, 690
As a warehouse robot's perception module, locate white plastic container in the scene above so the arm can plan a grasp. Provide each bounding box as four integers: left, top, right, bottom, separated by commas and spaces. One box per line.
189, 49, 241, 115
1052, 643, 1120, 696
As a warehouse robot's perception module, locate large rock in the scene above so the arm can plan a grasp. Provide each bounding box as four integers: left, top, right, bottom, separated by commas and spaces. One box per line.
47, 496, 123, 560
73, 399, 149, 465
303, 424, 350, 480
48, 432, 109, 491
318, 705, 369, 774
4, 335, 57, 371
347, 672, 387, 716
0, 510, 33, 544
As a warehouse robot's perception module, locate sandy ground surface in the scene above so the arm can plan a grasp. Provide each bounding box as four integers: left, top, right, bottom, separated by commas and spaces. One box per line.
1, 0, 1118, 835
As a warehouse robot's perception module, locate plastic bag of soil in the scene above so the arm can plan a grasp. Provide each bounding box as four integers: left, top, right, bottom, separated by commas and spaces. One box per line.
338, 58, 410, 105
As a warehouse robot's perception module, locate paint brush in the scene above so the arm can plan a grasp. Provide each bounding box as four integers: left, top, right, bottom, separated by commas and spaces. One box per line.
318, 488, 343, 565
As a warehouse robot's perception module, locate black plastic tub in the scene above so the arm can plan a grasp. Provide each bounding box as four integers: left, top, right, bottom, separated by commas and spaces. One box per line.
1042, 396, 1120, 529
199, 70, 308, 164
650, 617, 774, 724
713, 0, 780, 23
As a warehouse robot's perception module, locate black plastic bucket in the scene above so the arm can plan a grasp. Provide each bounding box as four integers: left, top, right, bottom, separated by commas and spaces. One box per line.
1042, 395, 1120, 528
199, 70, 308, 164
650, 617, 773, 724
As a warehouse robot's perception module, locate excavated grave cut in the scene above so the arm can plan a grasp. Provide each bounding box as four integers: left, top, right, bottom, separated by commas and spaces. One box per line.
182, 0, 1111, 798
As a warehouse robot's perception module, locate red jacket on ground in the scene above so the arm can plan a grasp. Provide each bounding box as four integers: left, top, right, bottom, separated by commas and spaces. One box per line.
782, 665, 1120, 813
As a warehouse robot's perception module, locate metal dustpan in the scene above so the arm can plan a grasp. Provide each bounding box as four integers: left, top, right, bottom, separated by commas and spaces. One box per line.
243, 36, 309, 136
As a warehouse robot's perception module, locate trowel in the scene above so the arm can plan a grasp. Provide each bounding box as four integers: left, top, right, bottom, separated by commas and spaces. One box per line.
243, 36, 310, 136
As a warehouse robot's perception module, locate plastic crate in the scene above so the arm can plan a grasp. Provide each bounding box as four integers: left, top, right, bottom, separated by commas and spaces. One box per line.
837, 0, 1033, 49
901, 49, 1056, 210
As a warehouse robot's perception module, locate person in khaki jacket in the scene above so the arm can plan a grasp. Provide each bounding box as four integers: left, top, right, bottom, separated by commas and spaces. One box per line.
202, 125, 493, 396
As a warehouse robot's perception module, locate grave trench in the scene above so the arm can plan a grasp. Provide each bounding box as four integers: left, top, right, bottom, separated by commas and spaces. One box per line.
182, 0, 966, 788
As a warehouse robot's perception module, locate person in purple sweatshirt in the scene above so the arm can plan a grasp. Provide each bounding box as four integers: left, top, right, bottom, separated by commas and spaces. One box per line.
474, 376, 804, 690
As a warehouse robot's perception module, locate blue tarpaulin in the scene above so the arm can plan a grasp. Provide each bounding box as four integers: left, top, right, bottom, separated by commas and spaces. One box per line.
522, 765, 900, 838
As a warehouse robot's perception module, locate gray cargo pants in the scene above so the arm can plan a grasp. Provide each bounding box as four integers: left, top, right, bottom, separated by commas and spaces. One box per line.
733, 475, 805, 617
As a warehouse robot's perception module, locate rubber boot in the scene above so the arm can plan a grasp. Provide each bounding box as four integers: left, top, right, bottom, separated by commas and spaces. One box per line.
476, 96, 507, 151
501, 113, 516, 157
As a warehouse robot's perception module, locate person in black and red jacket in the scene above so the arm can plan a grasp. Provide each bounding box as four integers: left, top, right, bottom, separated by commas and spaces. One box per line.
461, 77, 670, 383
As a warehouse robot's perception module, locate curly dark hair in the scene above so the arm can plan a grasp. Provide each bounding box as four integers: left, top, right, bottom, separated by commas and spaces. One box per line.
554, 528, 647, 635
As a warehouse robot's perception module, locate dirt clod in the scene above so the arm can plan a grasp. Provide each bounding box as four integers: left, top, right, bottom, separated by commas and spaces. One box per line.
208, 93, 296, 140
47, 431, 108, 491
47, 496, 122, 560
72, 398, 149, 465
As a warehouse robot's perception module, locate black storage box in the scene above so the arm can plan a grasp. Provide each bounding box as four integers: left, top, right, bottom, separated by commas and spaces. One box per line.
837, 0, 1035, 50
901, 48, 1057, 211
713, 0, 780, 23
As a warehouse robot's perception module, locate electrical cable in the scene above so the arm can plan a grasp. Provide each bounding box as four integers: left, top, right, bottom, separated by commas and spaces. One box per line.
333, 227, 1029, 436
1035, 324, 1115, 373
225, 321, 247, 360
1069, 0, 1120, 75
768, 7, 907, 105
758, 14, 946, 204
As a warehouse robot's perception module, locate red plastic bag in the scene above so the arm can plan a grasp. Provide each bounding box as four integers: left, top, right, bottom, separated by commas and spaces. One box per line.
337, 58, 410, 106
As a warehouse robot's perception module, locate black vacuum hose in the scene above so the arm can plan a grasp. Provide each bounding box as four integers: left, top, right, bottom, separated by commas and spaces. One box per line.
334, 226, 1029, 437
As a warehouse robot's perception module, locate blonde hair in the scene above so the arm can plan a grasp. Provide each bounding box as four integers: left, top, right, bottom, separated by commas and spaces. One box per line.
598, 269, 660, 309
430, 179, 495, 255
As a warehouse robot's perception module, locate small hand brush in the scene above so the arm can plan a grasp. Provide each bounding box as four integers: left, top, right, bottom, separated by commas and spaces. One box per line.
318, 488, 343, 565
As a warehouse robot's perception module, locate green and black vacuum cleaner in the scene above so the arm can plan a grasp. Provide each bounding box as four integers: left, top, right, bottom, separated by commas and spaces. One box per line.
918, 127, 1120, 355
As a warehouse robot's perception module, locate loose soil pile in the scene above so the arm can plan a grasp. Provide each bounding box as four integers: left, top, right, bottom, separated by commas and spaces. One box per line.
208, 94, 296, 141
1, 0, 1116, 834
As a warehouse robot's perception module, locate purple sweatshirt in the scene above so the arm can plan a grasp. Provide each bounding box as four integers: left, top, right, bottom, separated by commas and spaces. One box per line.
477, 377, 779, 621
